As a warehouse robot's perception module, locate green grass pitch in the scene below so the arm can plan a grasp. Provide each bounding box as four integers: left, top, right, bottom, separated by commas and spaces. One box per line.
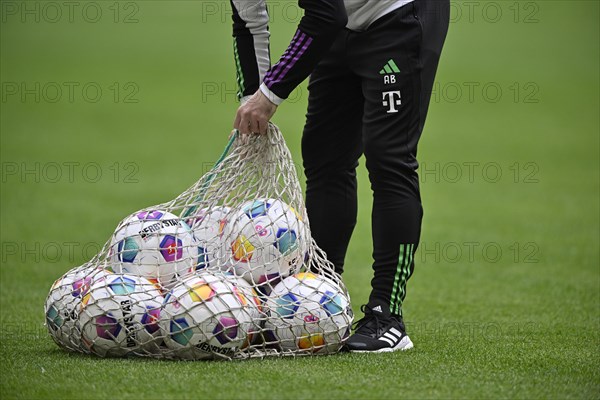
1, 1, 598, 399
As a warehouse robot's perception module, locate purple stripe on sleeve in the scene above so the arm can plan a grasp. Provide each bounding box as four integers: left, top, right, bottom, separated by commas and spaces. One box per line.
264, 30, 306, 86
268, 36, 313, 87
264, 32, 305, 86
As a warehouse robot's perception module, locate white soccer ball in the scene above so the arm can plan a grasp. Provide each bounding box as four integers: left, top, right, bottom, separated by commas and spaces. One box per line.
226, 199, 308, 288
160, 271, 255, 360
79, 274, 164, 357
187, 206, 232, 271
264, 272, 353, 354
45, 265, 112, 350
225, 273, 265, 341
110, 210, 198, 290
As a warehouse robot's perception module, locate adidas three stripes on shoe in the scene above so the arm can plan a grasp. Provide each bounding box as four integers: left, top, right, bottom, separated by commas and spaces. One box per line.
345, 301, 414, 353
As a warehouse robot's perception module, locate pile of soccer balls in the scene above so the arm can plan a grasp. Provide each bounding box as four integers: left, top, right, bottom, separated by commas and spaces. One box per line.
45, 198, 353, 360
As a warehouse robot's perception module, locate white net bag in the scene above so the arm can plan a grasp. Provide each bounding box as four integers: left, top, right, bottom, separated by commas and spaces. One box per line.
44, 124, 354, 360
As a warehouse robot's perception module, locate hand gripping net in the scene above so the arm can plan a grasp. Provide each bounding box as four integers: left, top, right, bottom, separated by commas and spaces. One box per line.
44, 124, 354, 360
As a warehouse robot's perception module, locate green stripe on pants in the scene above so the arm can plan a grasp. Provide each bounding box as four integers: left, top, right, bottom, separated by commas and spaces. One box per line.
233, 39, 245, 99
390, 243, 414, 316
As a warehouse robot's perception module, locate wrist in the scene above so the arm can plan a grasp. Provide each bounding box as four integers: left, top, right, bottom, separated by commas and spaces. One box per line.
240, 95, 253, 105
259, 83, 285, 106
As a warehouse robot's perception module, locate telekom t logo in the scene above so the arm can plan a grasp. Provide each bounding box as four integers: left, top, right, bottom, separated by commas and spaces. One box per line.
382, 91, 402, 113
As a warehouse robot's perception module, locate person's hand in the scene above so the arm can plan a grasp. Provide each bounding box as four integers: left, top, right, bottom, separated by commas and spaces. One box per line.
234, 90, 278, 135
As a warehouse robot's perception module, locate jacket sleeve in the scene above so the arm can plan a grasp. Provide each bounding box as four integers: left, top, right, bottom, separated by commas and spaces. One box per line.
231, 0, 347, 105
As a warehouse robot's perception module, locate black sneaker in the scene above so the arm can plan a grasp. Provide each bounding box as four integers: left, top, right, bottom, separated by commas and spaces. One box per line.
345, 301, 413, 353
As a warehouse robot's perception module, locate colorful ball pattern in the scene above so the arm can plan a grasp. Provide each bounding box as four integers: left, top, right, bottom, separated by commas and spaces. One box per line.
226, 199, 308, 288
265, 272, 352, 353
189, 206, 232, 271
110, 210, 198, 290
79, 274, 164, 357
160, 271, 255, 360
44, 265, 112, 350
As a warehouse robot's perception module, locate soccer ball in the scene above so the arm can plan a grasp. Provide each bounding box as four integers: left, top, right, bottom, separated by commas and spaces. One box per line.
226, 273, 265, 343
110, 210, 198, 290
188, 206, 232, 271
45, 265, 111, 350
160, 271, 255, 360
79, 274, 164, 357
264, 272, 352, 354
227, 199, 308, 288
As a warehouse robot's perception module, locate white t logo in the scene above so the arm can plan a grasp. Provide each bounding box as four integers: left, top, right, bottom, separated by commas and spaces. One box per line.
382, 91, 402, 113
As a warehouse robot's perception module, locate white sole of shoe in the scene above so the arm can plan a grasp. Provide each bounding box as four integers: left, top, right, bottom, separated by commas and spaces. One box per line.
349, 335, 414, 353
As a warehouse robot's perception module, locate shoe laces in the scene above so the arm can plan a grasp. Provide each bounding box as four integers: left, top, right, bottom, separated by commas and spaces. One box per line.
353, 304, 399, 337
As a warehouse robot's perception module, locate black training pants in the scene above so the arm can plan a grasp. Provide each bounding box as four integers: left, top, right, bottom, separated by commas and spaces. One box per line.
302, 0, 449, 317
